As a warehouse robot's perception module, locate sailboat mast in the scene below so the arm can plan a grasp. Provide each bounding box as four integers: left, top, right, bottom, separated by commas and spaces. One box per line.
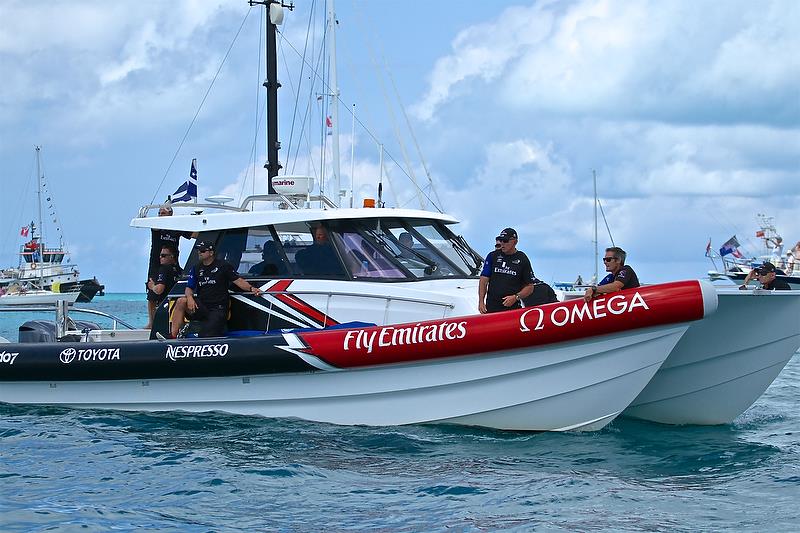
327, 0, 342, 206
251, 0, 289, 195
593, 169, 598, 283
35, 146, 43, 244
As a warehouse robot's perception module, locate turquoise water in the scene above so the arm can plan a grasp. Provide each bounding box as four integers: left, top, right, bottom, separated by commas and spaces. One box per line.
1, 295, 798, 531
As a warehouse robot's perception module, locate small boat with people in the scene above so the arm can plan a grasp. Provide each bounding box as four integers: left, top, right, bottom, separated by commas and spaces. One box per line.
2, 2, 799, 431
707, 214, 800, 289
0, 147, 105, 303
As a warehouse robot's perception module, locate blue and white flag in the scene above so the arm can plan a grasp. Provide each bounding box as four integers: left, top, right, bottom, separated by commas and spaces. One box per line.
172, 159, 198, 203
719, 235, 742, 257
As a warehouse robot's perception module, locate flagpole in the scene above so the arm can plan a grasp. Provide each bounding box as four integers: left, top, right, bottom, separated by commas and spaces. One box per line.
327, 0, 341, 207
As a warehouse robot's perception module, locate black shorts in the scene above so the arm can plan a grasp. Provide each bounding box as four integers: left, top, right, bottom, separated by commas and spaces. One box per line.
188, 301, 228, 337
146, 288, 164, 303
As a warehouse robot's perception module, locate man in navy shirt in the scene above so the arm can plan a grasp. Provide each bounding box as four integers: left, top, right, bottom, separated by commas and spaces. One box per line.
584, 246, 640, 301
478, 228, 536, 313
170, 240, 263, 338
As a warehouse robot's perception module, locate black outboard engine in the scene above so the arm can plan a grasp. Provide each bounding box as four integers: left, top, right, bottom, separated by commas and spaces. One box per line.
19, 320, 101, 343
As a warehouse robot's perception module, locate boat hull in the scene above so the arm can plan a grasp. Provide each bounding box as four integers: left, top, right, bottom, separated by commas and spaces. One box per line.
624, 288, 800, 425
0, 291, 79, 306
0, 281, 716, 431
0, 326, 688, 431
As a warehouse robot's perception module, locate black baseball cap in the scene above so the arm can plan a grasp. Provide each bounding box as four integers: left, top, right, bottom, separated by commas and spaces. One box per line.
195, 240, 215, 252
754, 261, 776, 275
496, 228, 518, 241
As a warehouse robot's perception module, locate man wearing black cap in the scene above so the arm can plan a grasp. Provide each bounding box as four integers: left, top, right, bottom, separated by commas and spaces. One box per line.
478, 228, 536, 313
170, 240, 263, 337
739, 261, 791, 290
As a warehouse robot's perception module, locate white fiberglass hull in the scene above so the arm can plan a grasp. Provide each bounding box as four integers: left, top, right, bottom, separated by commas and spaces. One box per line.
1, 325, 686, 431
624, 288, 800, 425
0, 291, 79, 306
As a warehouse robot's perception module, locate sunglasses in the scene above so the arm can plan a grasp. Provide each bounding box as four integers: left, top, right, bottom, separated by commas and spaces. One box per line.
197, 248, 211, 253
602, 257, 617, 263
159, 253, 173, 258
497, 238, 511, 243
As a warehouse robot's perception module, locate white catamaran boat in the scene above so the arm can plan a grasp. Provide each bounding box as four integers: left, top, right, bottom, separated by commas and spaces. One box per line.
2, 2, 799, 430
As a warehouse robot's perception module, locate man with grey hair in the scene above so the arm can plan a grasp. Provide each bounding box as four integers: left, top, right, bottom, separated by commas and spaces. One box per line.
584, 246, 640, 301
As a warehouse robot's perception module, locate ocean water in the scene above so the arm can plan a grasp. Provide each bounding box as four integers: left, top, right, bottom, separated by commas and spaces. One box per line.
1, 295, 798, 531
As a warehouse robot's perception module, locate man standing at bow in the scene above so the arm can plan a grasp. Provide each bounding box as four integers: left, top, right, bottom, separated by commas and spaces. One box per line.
478, 228, 535, 313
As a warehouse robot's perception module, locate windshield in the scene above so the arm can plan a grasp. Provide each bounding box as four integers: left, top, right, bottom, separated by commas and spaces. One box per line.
196, 217, 481, 281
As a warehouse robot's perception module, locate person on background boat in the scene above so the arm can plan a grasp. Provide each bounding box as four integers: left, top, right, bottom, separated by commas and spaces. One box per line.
584, 246, 640, 302
145, 244, 182, 329
738, 261, 790, 291
170, 241, 262, 338
767, 236, 784, 264
478, 228, 535, 313
785, 250, 796, 275
147, 202, 195, 288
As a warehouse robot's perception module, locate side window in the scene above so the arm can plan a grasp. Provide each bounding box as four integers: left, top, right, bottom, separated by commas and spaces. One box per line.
240, 228, 290, 277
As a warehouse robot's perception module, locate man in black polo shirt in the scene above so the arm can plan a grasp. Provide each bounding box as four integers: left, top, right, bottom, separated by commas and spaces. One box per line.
738, 261, 791, 290
170, 240, 263, 338
478, 228, 536, 313
584, 246, 640, 301
145, 244, 182, 328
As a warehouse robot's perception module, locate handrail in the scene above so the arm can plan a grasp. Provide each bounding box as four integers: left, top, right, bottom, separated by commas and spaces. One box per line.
240, 194, 338, 211
0, 306, 137, 330
137, 202, 247, 218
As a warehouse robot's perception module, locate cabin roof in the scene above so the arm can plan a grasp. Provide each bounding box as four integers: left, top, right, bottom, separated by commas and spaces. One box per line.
130, 207, 460, 232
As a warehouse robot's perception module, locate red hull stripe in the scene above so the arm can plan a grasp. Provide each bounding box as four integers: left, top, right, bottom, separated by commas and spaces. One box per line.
295, 280, 707, 369
266, 280, 340, 327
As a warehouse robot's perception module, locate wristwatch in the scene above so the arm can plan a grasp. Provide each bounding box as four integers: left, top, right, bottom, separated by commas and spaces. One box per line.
514, 293, 520, 301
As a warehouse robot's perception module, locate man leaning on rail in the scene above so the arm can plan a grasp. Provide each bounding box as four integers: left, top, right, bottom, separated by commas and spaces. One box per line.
584, 246, 640, 302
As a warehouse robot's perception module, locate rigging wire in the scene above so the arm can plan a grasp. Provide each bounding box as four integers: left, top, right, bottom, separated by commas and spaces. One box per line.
148, 7, 254, 207
278, 32, 441, 211
240, 9, 265, 202
355, 2, 442, 211
1, 150, 37, 263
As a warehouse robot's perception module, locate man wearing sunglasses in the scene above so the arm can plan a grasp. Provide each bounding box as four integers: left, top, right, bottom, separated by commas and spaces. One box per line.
145, 244, 182, 328
170, 240, 263, 338
479, 228, 536, 313
147, 203, 195, 285
738, 261, 790, 290
584, 246, 639, 301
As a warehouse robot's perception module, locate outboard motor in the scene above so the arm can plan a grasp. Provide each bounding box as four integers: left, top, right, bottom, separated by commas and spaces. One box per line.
18, 320, 100, 343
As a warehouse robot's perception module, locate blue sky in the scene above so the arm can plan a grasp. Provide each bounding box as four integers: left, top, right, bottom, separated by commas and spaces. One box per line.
1, 0, 798, 292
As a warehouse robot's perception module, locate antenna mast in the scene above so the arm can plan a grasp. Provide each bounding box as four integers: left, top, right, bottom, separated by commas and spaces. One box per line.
327, 0, 342, 206
251, 0, 293, 195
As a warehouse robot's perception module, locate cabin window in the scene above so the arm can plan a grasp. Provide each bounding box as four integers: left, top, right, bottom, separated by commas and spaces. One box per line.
337, 231, 406, 279
274, 222, 349, 279
239, 227, 291, 277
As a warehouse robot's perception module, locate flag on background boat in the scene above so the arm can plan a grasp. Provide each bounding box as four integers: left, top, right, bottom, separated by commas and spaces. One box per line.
756, 230, 765, 238
719, 235, 742, 257
171, 159, 198, 203
20, 226, 29, 237
705, 239, 712, 257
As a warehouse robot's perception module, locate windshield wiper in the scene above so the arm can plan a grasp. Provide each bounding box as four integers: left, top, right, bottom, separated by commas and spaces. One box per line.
452, 234, 483, 275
